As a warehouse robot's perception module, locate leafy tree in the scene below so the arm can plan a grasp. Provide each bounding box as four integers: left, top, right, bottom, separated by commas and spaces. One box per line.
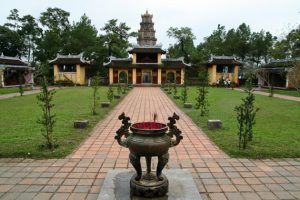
167, 27, 196, 62
199, 24, 226, 59
36, 63, 56, 149
250, 30, 274, 64
19, 15, 42, 62
223, 28, 239, 56
195, 70, 209, 116
63, 14, 98, 56
36, 7, 70, 62
0, 25, 23, 56
4, 9, 21, 31
269, 39, 290, 59
39, 7, 70, 33
101, 19, 137, 59
286, 27, 300, 57
269, 26, 300, 59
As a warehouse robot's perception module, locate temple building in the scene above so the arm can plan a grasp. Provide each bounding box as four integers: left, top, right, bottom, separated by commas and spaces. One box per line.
104, 11, 189, 85
50, 53, 90, 85
258, 58, 300, 88
206, 56, 241, 85
0, 54, 33, 87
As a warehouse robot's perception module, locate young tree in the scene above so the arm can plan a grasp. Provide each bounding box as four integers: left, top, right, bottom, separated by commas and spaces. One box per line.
36, 63, 56, 149
117, 83, 122, 96
181, 84, 188, 104
107, 85, 114, 102
195, 70, 209, 116
288, 62, 300, 92
173, 83, 178, 96
91, 74, 101, 115
256, 68, 274, 97
234, 79, 259, 149
18, 76, 24, 96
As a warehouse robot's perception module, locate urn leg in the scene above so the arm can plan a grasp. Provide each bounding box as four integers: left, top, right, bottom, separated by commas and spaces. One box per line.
145, 156, 152, 174
129, 153, 142, 181
156, 153, 169, 181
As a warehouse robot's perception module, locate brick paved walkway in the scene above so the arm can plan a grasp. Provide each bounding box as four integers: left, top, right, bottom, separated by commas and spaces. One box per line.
0, 87, 299, 200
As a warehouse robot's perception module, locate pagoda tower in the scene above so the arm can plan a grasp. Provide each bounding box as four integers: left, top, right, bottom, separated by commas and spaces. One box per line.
137, 10, 157, 46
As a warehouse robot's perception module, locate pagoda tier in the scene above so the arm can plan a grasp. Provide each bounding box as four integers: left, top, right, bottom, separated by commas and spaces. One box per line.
137, 10, 157, 46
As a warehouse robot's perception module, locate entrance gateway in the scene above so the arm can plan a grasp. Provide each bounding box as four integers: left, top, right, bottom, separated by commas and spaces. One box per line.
104, 10, 189, 85
142, 70, 152, 84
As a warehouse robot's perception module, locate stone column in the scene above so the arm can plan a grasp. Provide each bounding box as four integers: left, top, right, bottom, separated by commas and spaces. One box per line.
53, 64, 59, 82
0, 69, 4, 87
76, 64, 81, 85
109, 68, 113, 84
212, 65, 217, 83
157, 53, 162, 64
181, 68, 184, 85
132, 68, 137, 84
234, 65, 239, 83
158, 68, 162, 84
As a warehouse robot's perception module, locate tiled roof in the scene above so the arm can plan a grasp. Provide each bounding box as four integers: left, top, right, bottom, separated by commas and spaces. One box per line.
263, 57, 300, 68
104, 56, 188, 68
128, 44, 166, 54
49, 53, 90, 65
208, 55, 243, 65
0, 54, 28, 67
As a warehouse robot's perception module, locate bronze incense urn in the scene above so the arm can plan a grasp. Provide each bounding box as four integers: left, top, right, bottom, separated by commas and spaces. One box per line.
115, 112, 183, 198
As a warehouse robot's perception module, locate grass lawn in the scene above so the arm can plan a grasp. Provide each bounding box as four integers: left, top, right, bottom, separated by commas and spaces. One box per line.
168, 87, 300, 158
0, 87, 125, 158
0, 87, 31, 95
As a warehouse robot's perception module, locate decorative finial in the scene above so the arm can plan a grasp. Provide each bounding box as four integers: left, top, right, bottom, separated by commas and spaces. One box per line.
153, 112, 157, 122
146, 9, 148, 14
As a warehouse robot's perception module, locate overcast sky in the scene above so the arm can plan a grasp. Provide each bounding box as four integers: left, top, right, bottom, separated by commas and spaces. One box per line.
1, 0, 299, 49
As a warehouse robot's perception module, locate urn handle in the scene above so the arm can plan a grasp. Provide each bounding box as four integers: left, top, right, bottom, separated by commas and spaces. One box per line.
115, 112, 131, 148
167, 113, 183, 147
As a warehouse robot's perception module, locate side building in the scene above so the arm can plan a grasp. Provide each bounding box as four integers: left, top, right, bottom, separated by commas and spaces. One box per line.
206, 56, 241, 85
0, 54, 33, 87
258, 58, 300, 88
104, 11, 189, 85
50, 53, 90, 85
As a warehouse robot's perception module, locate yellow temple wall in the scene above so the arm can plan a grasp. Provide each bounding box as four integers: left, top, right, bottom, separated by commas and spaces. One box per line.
132, 53, 137, 64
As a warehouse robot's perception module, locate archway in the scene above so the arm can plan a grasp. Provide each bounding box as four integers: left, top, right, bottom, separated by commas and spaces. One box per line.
166, 72, 175, 83
119, 71, 127, 83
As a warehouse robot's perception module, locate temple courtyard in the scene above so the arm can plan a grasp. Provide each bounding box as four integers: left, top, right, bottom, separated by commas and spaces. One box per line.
0, 87, 299, 200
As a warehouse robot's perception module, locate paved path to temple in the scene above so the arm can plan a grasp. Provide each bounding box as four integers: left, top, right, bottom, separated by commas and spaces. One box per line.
0, 87, 58, 100
234, 88, 300, 102
0, 87, 299, 200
